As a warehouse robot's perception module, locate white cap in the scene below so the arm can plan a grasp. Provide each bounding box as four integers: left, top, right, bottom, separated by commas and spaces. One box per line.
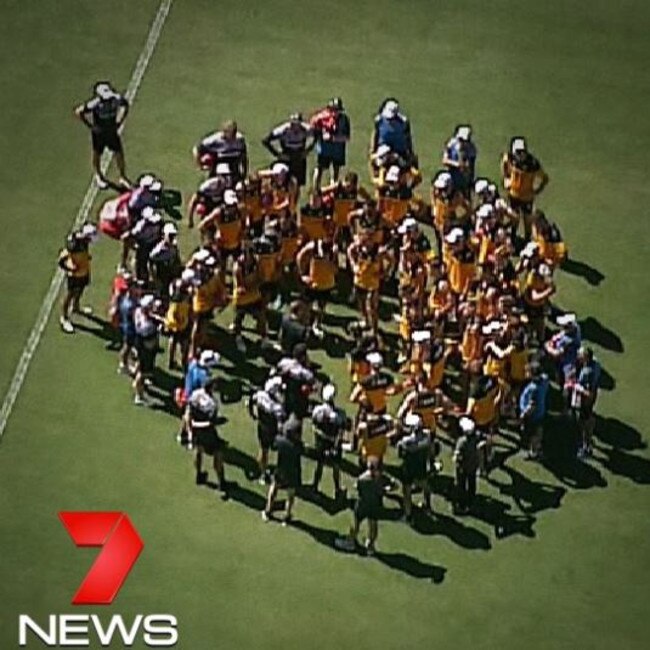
556, 313, 577, 327
382, 99, 399, 118
456, 125, 472, 141
140, 294, 155, 308
434, 172, 452, 189
205, 256, 217, 267
138, 174, 156, 189
80, 223, 97, 238
538, 263, 552, 278
411, 329, 431, 343
150, 179, 163, 192
193, 249, 211, 262
404, 413, 422, 429
215, 163, 231, 175
366, 351, 383, 367
95, 82, 115, 100
199, 349, 220, 367
145, 210, 162, 224
459, 416, 476, 434
181, 268, 196, 283
511, 137, 527, 153
521, 241, 540, 258
385, 165, 401, 183
272, 162, 289, 175
476, 204, 495, 220
495, 197, 507, 211
474, 178, 489, 194
374, 144, 392, 158
322, 383, 337, 401
445, 227, 464, 244
163, 222, 178, 236
223, 189, 238, 206
264, 376, 284, 398
397, 216, 418, 234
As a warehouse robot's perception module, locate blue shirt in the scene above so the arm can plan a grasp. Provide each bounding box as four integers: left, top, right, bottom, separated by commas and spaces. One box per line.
316, 112, 350, 158
555, 327, 582, 372
519, 374, 549, 422
374, 114, 411, 155
445, 137, 477, 189
184, 360, 210, 397
118, 294, 136, 335
577, 361, 601, 394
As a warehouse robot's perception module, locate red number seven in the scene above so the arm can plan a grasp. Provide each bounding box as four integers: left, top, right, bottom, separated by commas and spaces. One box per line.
59, 511, 144, 605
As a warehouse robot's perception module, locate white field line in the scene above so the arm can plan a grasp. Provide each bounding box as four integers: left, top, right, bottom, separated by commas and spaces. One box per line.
0, 0, 174, 438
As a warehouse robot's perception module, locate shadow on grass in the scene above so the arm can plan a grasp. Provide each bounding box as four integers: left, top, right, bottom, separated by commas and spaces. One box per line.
561, 258, 605, 287
291, 519, 447, 583
579, 316, 624, 353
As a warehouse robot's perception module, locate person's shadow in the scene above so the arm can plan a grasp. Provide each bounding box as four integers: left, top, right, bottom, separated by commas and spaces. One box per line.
579, 316, 624, 353
561, 258, 605, 286
290, 519, 446, 583
160, 189, 183, 221
488, 466, 566, 515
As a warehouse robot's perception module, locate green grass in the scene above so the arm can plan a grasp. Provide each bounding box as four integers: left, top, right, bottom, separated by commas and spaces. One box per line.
1, 0, 650, 648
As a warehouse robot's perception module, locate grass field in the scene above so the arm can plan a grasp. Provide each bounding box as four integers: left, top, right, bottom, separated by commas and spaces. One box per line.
1, 1, 650, 648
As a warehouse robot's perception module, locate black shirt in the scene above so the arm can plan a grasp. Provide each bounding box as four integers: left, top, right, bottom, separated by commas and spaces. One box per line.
83, 95, 128, 132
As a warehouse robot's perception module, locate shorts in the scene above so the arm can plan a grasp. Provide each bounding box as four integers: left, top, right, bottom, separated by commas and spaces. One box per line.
315, 437, 341, 463
286, 155, 307, 186
523, 417, 543, 441
305, 287, 332, 304
402, 465, 428, 485
67, 274, 90, 292
317, 152, 346, 169
257, 423, 277, 450
196, 425, 226, 455
120, 326, 136, 347
354, 503, 380, 523
274, 467, 301, 490
354, 285, 377, 305
220, 246, 241, 262
91, 129, 123, 155
508, 196, 534, 215
135, 340, 157, 374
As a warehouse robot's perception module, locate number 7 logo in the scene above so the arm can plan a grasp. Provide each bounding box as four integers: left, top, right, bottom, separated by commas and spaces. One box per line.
59, 512, 144, 605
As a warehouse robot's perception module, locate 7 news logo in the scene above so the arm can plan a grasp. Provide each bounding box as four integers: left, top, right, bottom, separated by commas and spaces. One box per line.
18, 512, 178, 647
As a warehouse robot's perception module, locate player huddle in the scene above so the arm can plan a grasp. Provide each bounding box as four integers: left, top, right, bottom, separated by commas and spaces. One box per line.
58, 83, 602, 554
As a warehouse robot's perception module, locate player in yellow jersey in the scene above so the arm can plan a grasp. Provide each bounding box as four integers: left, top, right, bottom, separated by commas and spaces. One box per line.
322, 171, 371, 245
231, 241, 266, 353
522, 263, 555, 343
296, 238, 338, 339
199, 189, 243, 270
190, 254, 228, 357
240, 174, 265, 237
466, 373, 501, 475
350, 352, 401, 419
501, 137, 549, 238
348, 237, 391, 336
253, 225, 283, 311
58, 223, 97, 334
532, 211, 568, 268
299, 190, 335, 243
445, 229, 477, 297
165, 268, 194, 370
374, 164, 415, 228
430, 171, 470, 246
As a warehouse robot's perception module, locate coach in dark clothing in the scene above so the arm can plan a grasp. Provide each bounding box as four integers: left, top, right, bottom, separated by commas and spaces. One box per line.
262, 414, 303, 524
453, 417, 480, 513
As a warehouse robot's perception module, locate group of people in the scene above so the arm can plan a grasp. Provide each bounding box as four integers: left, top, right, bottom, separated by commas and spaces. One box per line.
58, 82, 602, 554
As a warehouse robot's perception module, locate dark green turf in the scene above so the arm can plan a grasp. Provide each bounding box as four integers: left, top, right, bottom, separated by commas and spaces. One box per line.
1, 1, 649, 649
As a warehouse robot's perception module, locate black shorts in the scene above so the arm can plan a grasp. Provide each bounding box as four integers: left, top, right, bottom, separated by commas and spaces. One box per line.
354, 285, 377, 305
196, 425, 226, 455
286, 155, 307, 186
194, 310, 214, 323
257, 423, 277, 450
91, 129, 123, 155
274, 467, 301, 490
67, 274, 90, 292
315, 436, 341, 463
317, 152, 346, 169
402, 465, 428, 485
136, 339, 157, 374
305, 287, 332, 304
354, 503, 380, 523
508, 196, 534, 215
